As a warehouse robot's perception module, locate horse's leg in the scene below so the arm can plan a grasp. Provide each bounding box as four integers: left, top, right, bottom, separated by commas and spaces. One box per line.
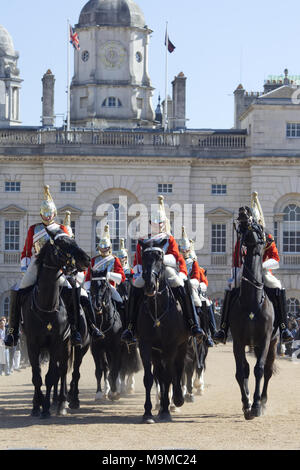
233, 341, 252, 420
108, 342, 121, 401
172, 344, 187, 408
184, 361, 195, 402
261, 337, 277, 414
126, 373, 135, 394
252, 342, 270, 418
68, 345, 88, 409
28, 346, 44, 417
139, 342, 155, 424
92, 347, 105, 402
43, 359, 56, 419
56, 343, 69, 416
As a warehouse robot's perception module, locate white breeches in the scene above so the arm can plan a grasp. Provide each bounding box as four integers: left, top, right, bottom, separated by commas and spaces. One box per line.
19, 257, 88, 296
134, 266, 185, 289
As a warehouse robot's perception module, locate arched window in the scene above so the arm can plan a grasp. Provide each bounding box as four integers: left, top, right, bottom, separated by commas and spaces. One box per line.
283, 204, 300, 253
102, 97, 122, 108
287, 297, 300, 318
95, 203, 127, 252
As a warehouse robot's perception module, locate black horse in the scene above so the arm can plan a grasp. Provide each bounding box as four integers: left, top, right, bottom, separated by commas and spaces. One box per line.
229, 207, 278, 420
21, 232, 90, 418
90, 271, 123, 401
137, 240, 189, 423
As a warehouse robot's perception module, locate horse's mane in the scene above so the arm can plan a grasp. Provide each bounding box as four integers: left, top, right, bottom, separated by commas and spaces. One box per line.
35, 240, 51, 269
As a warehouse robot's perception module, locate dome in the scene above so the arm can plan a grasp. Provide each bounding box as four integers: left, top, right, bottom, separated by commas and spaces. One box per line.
0, 25, 15, 56
78, 0, 146, 28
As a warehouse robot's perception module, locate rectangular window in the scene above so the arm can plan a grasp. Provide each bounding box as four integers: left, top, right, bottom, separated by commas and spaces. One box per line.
286, 123, 300, 138
211, 224, 226, 253
5, 181, 21, 192
158, 183, 173, 194
61, 182, 76, 192
274, 221, 278, 247
211, 184, 227, 195
4, 220, 20, 251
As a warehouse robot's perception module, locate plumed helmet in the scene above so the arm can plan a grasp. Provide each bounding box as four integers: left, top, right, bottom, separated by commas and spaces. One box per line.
251, 191, 265, 228
178, 226, 191, 252
98, 224, 112, 250
118, 238, 128, 259
63, 210, 73, 238
40, 185, 57, 225
189, 239, 197, 260
151, 195, 167, 224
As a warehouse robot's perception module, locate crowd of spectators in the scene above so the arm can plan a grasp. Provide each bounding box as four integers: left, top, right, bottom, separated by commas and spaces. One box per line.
0, 316, 30, 376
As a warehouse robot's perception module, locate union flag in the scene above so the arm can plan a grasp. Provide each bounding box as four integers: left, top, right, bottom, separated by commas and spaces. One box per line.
70, 25, 80, 51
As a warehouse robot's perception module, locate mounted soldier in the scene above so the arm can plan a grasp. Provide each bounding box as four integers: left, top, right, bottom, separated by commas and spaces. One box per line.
178, 228, 217, 346
84, 224, 126, 308
63, 211, 104, 343
5, 186, 83, 348
214, 192, 294, 344
121, 195, 204, 344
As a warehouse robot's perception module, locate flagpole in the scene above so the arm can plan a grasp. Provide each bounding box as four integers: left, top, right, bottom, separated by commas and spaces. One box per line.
67, 19, 71, 132
164, 21, 168, 132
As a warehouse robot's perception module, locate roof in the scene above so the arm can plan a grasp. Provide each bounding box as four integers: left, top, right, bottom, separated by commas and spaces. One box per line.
78, 0, 146, 28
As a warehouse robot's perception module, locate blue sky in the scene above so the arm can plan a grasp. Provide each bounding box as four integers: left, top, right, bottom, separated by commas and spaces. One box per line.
2, 0, 300, 129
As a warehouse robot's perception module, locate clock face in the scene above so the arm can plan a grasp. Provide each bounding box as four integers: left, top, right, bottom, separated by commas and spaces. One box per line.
100, 41, 127, 69
136, 51, 142, 63
81, 50, 89, 62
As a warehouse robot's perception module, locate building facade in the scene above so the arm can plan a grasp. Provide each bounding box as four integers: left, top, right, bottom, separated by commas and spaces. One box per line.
0, 0, 299, 318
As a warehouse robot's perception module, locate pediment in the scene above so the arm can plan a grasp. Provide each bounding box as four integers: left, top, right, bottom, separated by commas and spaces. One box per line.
0, 204, 27, 216
259, 85, 297, 100
205, 207, 234, 219
58, 205, 83, 217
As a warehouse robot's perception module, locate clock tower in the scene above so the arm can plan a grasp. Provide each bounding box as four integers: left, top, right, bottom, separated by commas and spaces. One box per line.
70, 0, 156, 129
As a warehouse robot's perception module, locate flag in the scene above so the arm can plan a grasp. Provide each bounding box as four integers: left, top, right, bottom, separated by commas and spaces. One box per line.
70, 25, 80, 51
165, 32, 176, 53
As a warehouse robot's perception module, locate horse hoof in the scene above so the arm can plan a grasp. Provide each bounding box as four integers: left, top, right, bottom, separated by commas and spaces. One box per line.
142, 415, 155, 424
95, 392, 106, 402
244, 409, 255, 420
173, 396, 184, 408
184, 393, 195, 403
31, 409, 40, 417
108, 392, 120, 401
41, 411, 51, 419
251, 406, 262, 418
158, 412, 172, 422
68, 401, 80, 410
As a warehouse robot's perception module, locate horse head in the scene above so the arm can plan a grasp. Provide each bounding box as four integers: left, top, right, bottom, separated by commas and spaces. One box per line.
237, 206, 265, 251
37, 230, 91, 276
140, 239, 165, 297
90, 268, 111, 315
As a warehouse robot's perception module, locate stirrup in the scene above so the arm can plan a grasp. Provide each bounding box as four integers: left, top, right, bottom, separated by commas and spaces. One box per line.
121, 328, 136, 345
213, 329, 227, 344
281, 328, 294, 344
90, 326, 105, 342
191, 325, 205, 339
4, 329, 19, 347
71, 329, 82, 348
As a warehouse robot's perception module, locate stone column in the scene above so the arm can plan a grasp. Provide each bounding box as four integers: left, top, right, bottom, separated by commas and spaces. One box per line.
42, 69, 55, 127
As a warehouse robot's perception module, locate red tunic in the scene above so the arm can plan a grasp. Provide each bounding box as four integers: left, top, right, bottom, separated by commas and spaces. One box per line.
21, 223, 70, 261
134, 235, 187, 276
85, 256, 125, 287
232, 239, 279, 267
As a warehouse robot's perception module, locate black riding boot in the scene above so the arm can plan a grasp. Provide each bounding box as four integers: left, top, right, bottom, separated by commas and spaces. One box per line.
266, 288, 294, 343
121, 286, 143, 344
213, 289, 232, 344
4, 289, 21, 347
174, 282, 205, 339
61, 286, 82, 347
80, 295, 105, 342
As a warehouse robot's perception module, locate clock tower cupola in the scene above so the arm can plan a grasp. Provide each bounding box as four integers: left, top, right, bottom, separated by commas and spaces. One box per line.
70, 0, 155, 128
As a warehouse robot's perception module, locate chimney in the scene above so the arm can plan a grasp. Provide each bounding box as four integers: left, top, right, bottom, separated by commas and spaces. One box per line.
42, 69, 55, 127
172, 72, 187, 130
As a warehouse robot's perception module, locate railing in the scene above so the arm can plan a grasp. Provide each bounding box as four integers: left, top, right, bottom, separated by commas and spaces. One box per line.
211, 254, 228, 266
1, 251, 21, 265
282, 254, 300, 267
0, 129, 247, 150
